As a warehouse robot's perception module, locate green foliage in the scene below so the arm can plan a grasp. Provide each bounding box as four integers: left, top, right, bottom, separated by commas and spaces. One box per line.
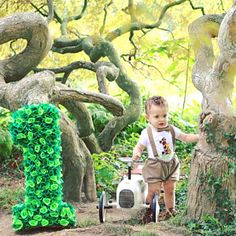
9, 103, 76, 231
169, 179, 236, 236
203, 117, 236, 160
88, 104, 113, 136
223, 131, 236, 158
181, 99, 201, 125
0, 147, 23, 178
201, 171, 235, 223
0, 129, 12, 161
151, 39, 190, 83
175, 179, 188, 211
92, 151, 125, 197
0, 108, 13, 161
167, 179, 189, 227
115, 114, 147, 157
186, 214, 236, 236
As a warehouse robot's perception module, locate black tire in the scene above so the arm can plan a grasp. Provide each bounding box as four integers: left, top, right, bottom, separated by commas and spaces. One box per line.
152, 193, 160, 223
99, 191, 106, 223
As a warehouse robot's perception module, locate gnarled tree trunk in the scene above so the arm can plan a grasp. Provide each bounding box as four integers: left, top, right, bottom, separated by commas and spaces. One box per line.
0, 13, 99, 202
186, 4, 236, 221
0, 11, 141, 202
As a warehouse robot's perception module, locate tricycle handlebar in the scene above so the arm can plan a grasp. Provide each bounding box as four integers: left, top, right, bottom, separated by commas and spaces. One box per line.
118, 157, 143, 163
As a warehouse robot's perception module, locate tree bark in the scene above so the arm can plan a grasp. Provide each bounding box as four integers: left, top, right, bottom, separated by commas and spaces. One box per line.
187, 115, 235, 221
0, 70, 97, 202
60, 113, 96, 202
52, 83, 124, 116
0, 12, 52, 82
81, 37, 142, 151
60, 100, 102, 154
186, 5, 236, 221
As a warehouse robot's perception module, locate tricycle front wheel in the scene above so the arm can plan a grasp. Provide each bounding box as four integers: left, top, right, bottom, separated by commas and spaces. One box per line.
99, 191, 107, 223
152, 193, 160, 223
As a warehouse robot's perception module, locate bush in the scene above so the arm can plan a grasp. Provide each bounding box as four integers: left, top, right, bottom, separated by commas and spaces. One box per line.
175, 179, 188, 211
92, 150, 125, 197
186, 214, 236, 236
0, 129, 12, 162
0, 108, 13, 162
88, 104, 113, 136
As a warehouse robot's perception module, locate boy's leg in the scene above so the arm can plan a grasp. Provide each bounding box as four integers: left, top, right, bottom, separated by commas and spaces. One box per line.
163, 180, 176, 210
146, 182, 162, 205
142, 182, 162, 224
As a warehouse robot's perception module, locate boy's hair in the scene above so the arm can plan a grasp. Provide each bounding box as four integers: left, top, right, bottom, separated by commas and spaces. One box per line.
145, 96, 168, 114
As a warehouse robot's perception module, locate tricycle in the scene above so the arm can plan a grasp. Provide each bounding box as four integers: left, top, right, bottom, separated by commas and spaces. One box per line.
98, 157, 160, 223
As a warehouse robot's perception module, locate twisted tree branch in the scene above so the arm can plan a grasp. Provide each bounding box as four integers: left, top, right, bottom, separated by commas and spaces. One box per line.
0, 12, 52, 82
188, 0, 205, 15
52, 84, 124, 116
35, 60, 119, 86
188, 14, 224, 93
99, 1, 113, 35
105, 0, 187, 41
68, 0, 88, 21
47, 0, 54, 22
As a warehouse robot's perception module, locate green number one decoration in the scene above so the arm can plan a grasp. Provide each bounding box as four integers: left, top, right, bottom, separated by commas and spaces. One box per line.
9, 103, 76, 231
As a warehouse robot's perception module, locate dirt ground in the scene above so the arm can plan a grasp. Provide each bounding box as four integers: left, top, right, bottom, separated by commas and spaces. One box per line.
0, 204, 191, 236
0, 176, 190, 236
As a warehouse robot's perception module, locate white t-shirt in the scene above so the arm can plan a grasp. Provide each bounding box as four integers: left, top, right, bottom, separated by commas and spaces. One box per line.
138, 124, 182, 160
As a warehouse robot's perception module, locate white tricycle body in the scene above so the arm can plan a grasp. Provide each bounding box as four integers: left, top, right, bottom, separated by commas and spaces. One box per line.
98, 157, 160, 223
116, 165, 147, 209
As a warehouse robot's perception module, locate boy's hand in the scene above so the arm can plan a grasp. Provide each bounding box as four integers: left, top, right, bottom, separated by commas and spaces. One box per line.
132, 143, 145, 161
132, 154, 140, 161
178, 133, 199, 143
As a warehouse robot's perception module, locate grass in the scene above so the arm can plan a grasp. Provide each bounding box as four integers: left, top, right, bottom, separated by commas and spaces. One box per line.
104, 224, 132, 235
132, 233, 158, 236
125, 209, 144, 225
77, 217, 98, 228
0, 186, 24, 210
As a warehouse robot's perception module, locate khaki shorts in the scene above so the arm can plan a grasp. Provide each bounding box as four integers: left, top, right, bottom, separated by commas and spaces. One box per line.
142, 157, 180, 183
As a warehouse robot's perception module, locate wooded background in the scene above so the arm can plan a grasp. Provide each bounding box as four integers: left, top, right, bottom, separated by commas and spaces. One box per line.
0, 0, 235, 231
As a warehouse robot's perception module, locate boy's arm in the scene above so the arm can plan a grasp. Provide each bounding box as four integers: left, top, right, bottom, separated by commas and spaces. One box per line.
178, 133, 199, 143
132, 143, 145, 160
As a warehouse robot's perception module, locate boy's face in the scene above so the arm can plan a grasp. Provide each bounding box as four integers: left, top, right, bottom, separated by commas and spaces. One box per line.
146, 104, 168, 129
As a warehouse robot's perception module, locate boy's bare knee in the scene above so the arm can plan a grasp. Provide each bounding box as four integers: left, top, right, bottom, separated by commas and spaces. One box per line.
146, 182, 162, 203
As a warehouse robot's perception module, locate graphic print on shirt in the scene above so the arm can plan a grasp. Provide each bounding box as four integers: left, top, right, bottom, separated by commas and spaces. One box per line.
159, 137, 171, 155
